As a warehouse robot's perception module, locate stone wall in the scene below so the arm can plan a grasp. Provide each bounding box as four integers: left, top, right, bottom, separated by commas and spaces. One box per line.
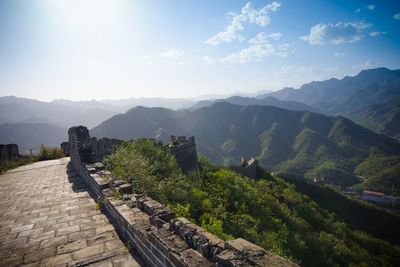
89, 137, 123, 162
230, 157, 259, 178
68, 126, 297, 267
61, 142, 70, 156
169, 136, 199, 174
0, 144, 20, 161
66, 126, 122, 163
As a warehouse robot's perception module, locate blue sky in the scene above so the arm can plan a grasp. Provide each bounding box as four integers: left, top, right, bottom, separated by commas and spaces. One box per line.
0, 0, 399, 101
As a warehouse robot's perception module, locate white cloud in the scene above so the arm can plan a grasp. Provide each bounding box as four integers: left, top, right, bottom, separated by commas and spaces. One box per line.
161, 49, 184, 59
205, 2, 281, 46
393, 13, 400, 20
334, 52, 345, 57
300, 21, 372, 45
248, 32, 282, 44
221, 43, 289, 63
355, 8, 361, 13
203, 56, 215, 64
368, 31, 385, 37
367, 4, 375, 10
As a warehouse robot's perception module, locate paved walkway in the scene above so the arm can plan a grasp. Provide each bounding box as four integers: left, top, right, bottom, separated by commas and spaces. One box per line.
0, 158, 142, 266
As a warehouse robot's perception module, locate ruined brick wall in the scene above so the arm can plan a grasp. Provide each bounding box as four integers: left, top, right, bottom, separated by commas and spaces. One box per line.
68, 126, 93, 163
0, 144, 20, 161
90, 137, 123, 162
67, 126, 122, 163
230, 157, 259, 178
169, 136, 199, 174
68, 126, 297, 267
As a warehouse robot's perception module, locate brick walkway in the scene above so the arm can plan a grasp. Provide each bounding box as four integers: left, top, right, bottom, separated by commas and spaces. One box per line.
0, 158, 142, 266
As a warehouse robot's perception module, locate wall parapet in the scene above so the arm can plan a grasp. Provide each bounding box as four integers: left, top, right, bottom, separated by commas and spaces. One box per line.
68, 125, 297, 267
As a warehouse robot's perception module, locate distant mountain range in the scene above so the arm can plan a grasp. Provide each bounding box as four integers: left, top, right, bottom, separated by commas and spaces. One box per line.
91, 102, 400, 193
345, 98, 400, 139
261, 67, 400, 138
0, 123, 67, 153
1, 67, 399, 186
0, 96, 120, 129
190, 95, 318, 112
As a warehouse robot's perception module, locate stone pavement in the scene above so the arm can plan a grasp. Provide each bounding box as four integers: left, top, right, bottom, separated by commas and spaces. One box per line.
0, 158, 142, 266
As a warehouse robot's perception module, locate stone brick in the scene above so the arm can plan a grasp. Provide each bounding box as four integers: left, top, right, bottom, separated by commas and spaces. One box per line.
56, 225, 80, 236
181, 249, 214, 267
18, 227, 44, 238
27, 231, 56, 245
57, 239, 86, 254
40, 252, 72, 267
40, 235, 68, 249
87, 231, 117, 246
71, 243, 104, 261
10, 224, 34, 234
104, 239, 124, 252
68, 229, 96, 242
23, 247, 56, 264
95, 224, 115, 235
0, 256, 23, 267
225, 238, 264, 256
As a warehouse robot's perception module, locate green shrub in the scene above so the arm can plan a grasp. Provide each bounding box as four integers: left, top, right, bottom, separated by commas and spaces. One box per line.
36, 145, 65, 161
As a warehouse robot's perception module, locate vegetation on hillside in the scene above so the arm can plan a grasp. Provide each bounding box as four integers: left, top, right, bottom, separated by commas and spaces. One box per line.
346, 98, 400, 139
0, 145, 65, 174
104, 140, 400, 266
92, 102, 400, 194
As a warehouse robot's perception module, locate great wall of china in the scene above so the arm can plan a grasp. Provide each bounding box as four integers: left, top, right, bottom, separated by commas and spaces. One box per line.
67, 125, 296, 267
0, 125, 297, 266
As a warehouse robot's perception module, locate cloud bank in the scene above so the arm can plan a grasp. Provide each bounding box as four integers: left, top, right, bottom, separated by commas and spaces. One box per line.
301, 21, 372, 45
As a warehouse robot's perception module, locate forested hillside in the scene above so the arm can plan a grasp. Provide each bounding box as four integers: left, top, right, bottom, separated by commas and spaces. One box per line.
104, 140, 400, 266
92, 103, 400, 193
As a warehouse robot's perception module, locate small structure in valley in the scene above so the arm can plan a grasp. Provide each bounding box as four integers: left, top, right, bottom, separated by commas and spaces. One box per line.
362, 190, 396, 205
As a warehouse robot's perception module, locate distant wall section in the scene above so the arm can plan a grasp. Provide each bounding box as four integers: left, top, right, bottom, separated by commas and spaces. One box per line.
0, 144, 20, 161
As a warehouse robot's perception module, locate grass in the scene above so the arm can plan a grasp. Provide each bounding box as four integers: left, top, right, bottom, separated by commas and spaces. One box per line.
0, 145, 65, 174
0, 157, 37, 174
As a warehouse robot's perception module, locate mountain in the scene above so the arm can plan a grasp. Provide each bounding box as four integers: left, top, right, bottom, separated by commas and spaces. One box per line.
0, 96, 119, 129
345, 98, 400, 139
99, 97, 195, 110
190, 95, 318, 112
91, 102, 400, 193
262, 68, 400, 111
0, 123, 67, 153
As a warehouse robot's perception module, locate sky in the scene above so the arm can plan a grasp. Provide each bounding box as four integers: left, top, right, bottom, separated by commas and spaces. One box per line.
0, 0, 399, 101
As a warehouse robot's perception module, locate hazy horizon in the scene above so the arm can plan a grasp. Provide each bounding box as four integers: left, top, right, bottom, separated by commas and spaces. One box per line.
1, 66, 397, 102
1, 0, 400, 101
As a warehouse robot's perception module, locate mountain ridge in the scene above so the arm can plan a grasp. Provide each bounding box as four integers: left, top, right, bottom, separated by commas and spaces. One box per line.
91, 102, 400, 193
